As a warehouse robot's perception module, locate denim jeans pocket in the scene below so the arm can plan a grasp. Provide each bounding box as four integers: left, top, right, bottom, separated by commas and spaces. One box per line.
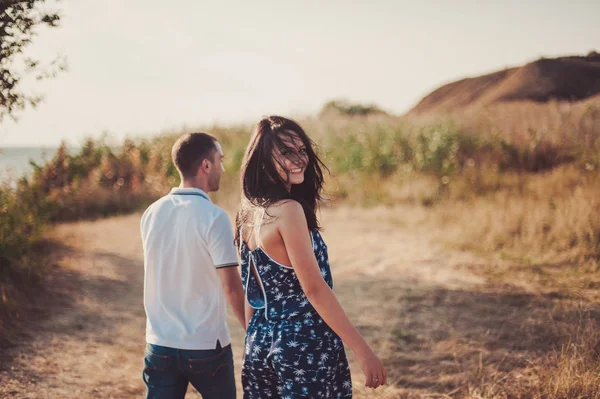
143, 346, 176, 388
144, 346, 170, 372
187, 345, 232, 376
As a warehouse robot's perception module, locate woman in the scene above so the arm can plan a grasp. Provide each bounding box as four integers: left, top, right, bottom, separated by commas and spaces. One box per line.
236, 116, 387, 398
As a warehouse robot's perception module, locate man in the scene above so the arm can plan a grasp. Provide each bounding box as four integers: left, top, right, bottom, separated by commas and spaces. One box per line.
140, 133, 245, 399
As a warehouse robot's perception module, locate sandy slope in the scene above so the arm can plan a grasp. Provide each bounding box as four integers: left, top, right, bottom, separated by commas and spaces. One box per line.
0, 206, 489, 398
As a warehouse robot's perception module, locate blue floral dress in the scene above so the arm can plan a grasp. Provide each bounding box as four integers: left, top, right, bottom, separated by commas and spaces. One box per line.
240, 224, 352, 399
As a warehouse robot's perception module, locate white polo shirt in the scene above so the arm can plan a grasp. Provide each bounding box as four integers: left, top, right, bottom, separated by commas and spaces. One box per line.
140, 187, 239, 350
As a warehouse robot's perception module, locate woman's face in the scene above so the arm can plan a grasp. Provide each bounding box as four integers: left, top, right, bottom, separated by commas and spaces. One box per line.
272, 131, 309, 189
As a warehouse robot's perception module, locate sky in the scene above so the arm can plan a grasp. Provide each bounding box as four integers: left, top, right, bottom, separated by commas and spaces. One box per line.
1, 0, 599, 147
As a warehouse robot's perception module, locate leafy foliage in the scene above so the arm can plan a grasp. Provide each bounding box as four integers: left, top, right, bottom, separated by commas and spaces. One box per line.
0, 0, 64, 122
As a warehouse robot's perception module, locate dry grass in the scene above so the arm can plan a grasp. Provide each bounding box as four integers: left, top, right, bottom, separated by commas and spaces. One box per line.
317, 164, 600, 398
4, 164, 600, 399
460, 306, 600, 399
373, 168, 600, 398
333, 163, 600, 285
420, 166, 600, 296
0, 204, 599, 398
2, 98, 600, 397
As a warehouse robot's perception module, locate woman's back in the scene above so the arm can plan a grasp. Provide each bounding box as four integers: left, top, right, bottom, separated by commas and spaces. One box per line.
240, 205, 352, 399
239, 207, 333, 321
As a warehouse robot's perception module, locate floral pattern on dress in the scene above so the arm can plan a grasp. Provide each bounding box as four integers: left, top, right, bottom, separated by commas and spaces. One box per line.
240, 230, 352, 399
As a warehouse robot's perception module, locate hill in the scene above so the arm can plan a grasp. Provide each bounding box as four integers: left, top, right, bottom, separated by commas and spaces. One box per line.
408, 51, 600, 115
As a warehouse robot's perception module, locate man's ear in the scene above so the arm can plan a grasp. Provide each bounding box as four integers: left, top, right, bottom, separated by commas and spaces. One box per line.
201, 158, 211, 172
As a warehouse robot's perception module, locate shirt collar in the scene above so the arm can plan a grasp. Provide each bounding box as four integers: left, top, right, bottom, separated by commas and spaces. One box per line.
169, 187, 211, 202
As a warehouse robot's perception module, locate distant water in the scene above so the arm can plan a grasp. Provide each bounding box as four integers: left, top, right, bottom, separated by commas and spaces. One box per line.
0, 147, 58, 183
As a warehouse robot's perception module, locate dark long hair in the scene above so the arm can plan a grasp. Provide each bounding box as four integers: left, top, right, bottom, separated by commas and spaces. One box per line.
235, 116, 327, 245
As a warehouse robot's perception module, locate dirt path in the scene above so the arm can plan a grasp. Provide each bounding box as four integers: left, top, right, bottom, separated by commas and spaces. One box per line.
1, 206, 545, 398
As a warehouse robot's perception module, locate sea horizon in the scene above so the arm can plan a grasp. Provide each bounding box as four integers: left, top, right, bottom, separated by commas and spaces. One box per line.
0, 146, 61, 182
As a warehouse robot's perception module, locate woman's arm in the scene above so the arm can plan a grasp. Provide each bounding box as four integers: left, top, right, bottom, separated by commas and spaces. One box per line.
245, 298, 254, 329
276, 201, 387, 389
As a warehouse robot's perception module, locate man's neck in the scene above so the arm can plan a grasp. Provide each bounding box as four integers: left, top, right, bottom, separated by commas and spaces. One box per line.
180, 180, 210, 193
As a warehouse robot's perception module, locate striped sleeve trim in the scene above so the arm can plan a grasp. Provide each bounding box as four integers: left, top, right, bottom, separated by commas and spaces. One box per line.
215, 262, 239, 269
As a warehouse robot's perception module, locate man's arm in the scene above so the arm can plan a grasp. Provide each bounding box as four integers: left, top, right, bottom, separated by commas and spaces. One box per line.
208, 210, 246, 330
217, 266, 246, 330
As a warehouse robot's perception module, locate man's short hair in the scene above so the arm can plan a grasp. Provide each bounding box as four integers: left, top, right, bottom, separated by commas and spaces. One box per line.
171, 133, 218, 179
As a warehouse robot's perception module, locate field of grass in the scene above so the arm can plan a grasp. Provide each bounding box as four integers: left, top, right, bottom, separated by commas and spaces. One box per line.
1, 101, 599, 397
2, 104, 599, 294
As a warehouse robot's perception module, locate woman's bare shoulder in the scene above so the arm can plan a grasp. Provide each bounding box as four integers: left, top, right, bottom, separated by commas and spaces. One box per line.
268, 200, 304, 217
266, 201, 307, 233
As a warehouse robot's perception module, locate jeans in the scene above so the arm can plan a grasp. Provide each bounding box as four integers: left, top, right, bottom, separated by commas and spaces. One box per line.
143, 341, 236, 399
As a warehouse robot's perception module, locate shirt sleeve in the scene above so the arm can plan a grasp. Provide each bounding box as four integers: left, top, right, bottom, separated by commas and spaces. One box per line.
207, 210, 239, 269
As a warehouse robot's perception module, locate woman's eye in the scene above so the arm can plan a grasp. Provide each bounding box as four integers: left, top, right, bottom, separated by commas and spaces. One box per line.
299, 149, 307, 154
